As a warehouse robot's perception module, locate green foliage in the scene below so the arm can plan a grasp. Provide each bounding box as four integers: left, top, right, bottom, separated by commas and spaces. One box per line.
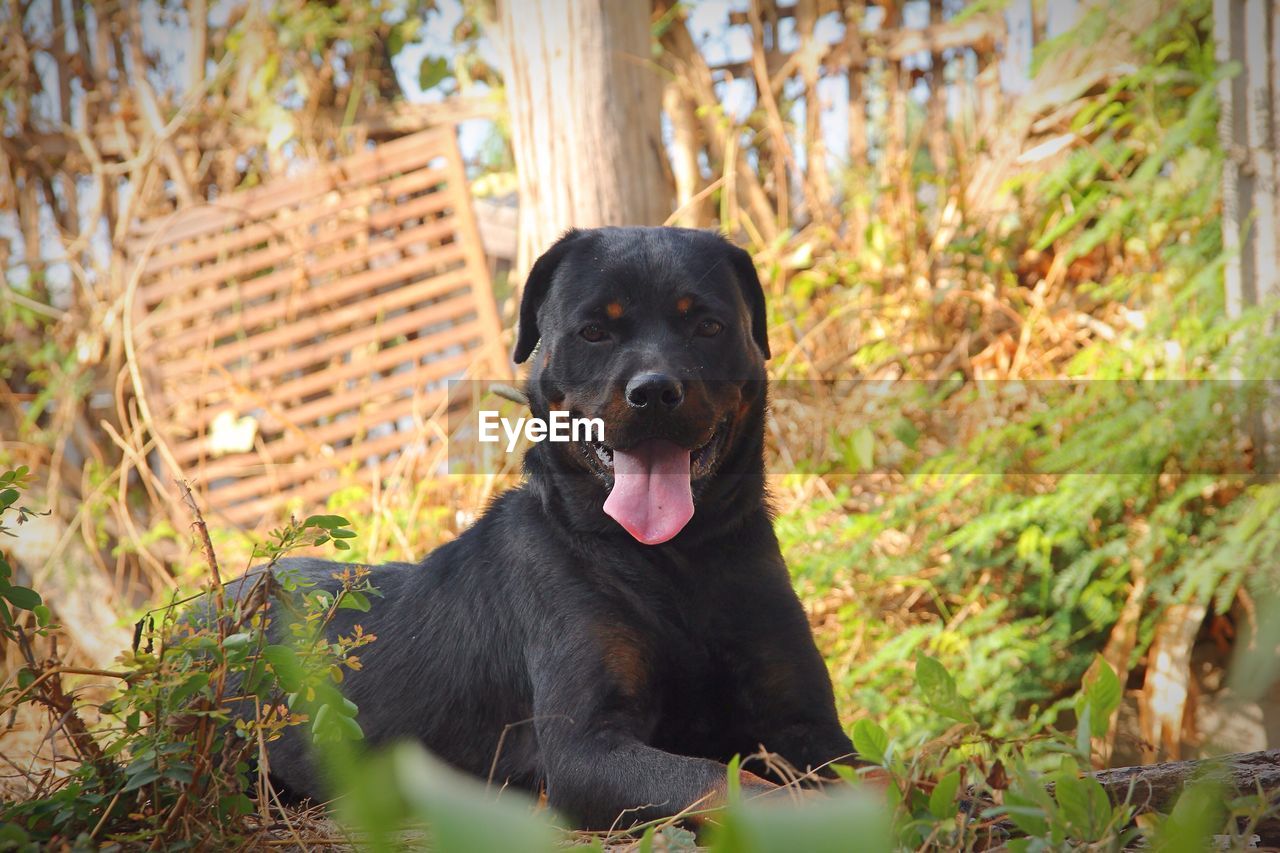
711, 786, 893, 853
1075, 657, 1123, 741
779, 0, 1279, 758
914, 653, 972, 724
0, 467, 373, 847
1147, 779, 1226, 853
0, 466, 52, 666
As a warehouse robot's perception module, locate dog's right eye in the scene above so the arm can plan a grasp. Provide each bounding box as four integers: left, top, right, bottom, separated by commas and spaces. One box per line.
580, 324, 608, 343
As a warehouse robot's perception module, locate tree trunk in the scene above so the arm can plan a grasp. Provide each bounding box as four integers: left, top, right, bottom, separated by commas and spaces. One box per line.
1215, 0, 1279, 478
999, 0, 1034, 96
494, 0, 671, 277
843, 1, 869, 255
926, 0, 949, 181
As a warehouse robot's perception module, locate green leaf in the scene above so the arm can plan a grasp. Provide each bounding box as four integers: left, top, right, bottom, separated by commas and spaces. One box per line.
392, 742, 575, 853
851, 718, 888, 765
1149, 779, 1226, 853
2, 585, 41, 610
336, 712, 364, 741
1002, 791, 1050, 838
712, 784, 892, 853
264, 644, 305, 693
219, 793, 255, 819
221, 632, 252, 650
0, 488, 18, 509
1084, 656, 1122, 738
929, 771, 961, 819
0, 823, 30, 845
303, 514, 350, 530
418, 55, 449, 91
914, 653, 970, 721
16, 668, 34, 690
122, 765, 163, 792
311, 701, 334, 742
33, 604, 50, 626
1055, 773, 1111, 841
852, 426, 875, 472
163, 763, 194, 784
337, 591, 370, 612
1076, 703, 1093, 756
170, 671, 210, 704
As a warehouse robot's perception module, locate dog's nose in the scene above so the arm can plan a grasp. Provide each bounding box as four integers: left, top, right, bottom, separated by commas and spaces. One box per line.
625, 373, 685, 410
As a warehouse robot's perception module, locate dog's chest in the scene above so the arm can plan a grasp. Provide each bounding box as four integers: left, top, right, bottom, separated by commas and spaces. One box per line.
645, 623, 743, 757
628, 579, 749, 755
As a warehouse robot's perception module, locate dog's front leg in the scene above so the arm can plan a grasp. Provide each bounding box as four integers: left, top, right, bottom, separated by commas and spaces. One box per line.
529, 641, 774, 829
720, 555, 858, 781
535, 724, 773, 829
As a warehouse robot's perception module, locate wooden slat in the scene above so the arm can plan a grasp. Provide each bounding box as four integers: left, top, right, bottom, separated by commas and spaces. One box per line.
214, 422, 454, 526
130, 128, 507, 529
138, 190, 458, 308
442, 137, 509, 368
188, 394, 439, 495
201, 397, 449, 507
171, 287, 479, 401
158, 263, 473, 377
137, 165, 451, 277
128, 129, 454, 247
170, 322, 483, 436
173, 344, 478, 469
142, 232, 466, 357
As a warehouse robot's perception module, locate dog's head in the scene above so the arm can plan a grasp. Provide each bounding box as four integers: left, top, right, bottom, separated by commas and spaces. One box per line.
514, 226, 769, 546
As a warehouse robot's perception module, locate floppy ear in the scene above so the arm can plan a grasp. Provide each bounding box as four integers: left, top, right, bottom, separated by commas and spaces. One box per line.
513, 229, 585, 364
725, 243, 771, 360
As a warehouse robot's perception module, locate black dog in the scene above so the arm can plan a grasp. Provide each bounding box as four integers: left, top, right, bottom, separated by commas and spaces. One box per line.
227, 227, 855, 828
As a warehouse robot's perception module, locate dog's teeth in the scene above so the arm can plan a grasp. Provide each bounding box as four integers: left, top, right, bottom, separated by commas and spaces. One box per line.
594, 443, 614, 468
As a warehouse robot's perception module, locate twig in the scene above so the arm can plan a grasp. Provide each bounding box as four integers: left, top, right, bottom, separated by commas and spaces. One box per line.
1, 666, 132, 712
176, 479, 223, 607
89, 788, 123, 841
485, 715, 571, 789
663, 175, 726, 228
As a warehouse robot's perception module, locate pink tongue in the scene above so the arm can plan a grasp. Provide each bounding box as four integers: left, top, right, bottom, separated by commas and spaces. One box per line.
603, 439, 694, 545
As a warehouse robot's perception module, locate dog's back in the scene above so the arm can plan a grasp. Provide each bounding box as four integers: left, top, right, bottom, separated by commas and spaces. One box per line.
203, 490, 555, 801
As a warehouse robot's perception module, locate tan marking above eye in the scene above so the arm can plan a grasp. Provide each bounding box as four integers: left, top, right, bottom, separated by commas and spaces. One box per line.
605, 301, 624, 319
675, 296, 693, 314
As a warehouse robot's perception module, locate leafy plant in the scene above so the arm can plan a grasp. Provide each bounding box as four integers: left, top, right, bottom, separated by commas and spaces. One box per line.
0, 466, 50, 640
0, 469, 376, 848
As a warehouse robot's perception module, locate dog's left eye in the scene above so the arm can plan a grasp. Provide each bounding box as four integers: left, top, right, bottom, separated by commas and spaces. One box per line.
695, 319, 723, 338
580, 324, 608, 342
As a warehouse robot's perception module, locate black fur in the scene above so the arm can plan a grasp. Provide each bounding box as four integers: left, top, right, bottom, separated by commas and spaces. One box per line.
221, 227, 854, 829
